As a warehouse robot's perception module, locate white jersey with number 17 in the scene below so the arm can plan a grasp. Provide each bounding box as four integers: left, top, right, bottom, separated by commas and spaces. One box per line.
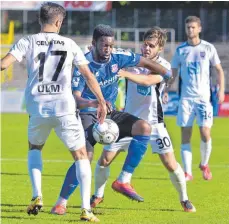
9, 33, 88, 117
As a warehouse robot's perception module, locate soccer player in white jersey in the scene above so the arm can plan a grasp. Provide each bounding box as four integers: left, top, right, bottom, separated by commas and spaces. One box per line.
163, 16, 225, 181
0, 2, 107, 222
90, 27, 196, 212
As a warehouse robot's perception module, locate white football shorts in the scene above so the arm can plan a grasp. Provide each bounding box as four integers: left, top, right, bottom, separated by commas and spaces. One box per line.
177, 98, 213, 128
104, 123, 173, 154
28, 114, 85, 151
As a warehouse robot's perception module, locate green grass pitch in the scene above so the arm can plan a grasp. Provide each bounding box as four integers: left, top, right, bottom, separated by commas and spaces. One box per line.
1, 114, 229, 224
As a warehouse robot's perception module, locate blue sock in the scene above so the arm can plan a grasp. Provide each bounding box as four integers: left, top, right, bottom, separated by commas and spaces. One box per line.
59, 163, 79, 200
122, 135, 150, 173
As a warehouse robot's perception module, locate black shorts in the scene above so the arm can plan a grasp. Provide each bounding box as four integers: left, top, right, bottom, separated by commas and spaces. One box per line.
79, 110, 141, 147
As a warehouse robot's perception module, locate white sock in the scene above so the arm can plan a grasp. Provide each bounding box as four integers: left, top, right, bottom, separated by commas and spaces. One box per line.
75, 159, 91, 210
94, 164, 110, 198
200, 139, 212, 166
181, 143, 192, 175
169, 163, 188, 202
28, 149, 43, 198
118, 171, 132, 183
56, 196, 68, 207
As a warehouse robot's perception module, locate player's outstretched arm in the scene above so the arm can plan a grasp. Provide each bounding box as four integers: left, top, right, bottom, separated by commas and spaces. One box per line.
214, 63, 225, 104
137, 56, 172, 80
118, 69, 163, 86
0, 54, 17, 71
78, 64, 107, 123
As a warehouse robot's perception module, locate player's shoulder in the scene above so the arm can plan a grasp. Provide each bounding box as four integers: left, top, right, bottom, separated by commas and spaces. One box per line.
112, 48, 134, 57
176, 42, 188, 51
200, 40, 216, 52
84, 51, 93, 61
156, 56, 171, 70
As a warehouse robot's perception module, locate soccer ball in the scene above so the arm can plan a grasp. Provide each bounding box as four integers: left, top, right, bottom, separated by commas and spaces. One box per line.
92, 119, 119, 145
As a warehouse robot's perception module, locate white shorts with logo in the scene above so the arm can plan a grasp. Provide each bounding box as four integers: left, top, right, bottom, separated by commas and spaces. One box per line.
177, 98, 213, 128
28, 114, 85, 151
104, 123, 173, 154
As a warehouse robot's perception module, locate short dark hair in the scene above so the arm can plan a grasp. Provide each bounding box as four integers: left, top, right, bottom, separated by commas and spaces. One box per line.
185, 16, 201, 26
39, 2, 66, 25
93, 24, 115, 41
143, 27, 167, 47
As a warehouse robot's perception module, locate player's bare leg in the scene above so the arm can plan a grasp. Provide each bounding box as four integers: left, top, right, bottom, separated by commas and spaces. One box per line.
181, 127, 193, 181
91, 150, 120, 208
159, 152, 196, 212
27, 143, 44, 215
199, 126, 212, 180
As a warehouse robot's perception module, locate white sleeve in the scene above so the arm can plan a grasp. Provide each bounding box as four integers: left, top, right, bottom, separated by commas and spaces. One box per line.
210, 45, 221, 66
72, 41, 89, 66
9, 37, 30, 62
171, 49, 180, 69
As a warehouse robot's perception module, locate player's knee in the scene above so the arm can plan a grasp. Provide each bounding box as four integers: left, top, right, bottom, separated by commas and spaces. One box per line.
86, 140, 94, 153
99, 157, 111, 167
87, 151, 94, 163
181, 127, 192, 144
132, 120, 151, 136
70, 146, 88, 161
29, 142, 43, 150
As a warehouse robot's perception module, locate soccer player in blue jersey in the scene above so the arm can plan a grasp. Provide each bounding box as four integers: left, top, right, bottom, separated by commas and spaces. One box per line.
89, 27, 196, 212
51, 24, 172, 215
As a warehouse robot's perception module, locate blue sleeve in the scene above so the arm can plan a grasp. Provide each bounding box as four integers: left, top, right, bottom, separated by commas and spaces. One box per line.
72, 67, 86, 92
114, 50, 141, 68
171, 48, 180, 69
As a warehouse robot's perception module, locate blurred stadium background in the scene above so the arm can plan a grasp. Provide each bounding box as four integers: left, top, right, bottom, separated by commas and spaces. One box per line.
1, 1, 229, 116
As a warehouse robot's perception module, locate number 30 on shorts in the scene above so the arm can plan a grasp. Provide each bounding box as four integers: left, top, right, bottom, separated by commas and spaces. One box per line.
156, 137, 171, 150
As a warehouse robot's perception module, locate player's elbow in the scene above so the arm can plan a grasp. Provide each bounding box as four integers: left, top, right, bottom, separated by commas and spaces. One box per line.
147, 76, 163, 86
0, 61, 7, 71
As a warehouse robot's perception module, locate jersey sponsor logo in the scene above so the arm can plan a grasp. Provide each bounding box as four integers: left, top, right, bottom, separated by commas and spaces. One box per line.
37, 83, 62, 94
98, 75, 118, 86
36, 40, 65, 46
72, 77, 80, 87
137, 85, 151, 96
200, 51, 206, 59
111, 64, 118, 73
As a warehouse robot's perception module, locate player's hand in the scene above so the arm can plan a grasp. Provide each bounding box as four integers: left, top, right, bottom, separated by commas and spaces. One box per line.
87, 45, 93, 51
90, 100, 99, 108
118, 69, 128, 78
106, 101, 113, 114
97, 101, 107, 124
162, 92, 169, 104
162, 69, 172, 81
217, 90, 225, 104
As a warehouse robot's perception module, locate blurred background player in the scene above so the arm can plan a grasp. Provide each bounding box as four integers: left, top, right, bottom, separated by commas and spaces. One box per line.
90, 27, 196, 212
163, 16, 225, 181
51, 24, 172, 215
0, 2, 107, 222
